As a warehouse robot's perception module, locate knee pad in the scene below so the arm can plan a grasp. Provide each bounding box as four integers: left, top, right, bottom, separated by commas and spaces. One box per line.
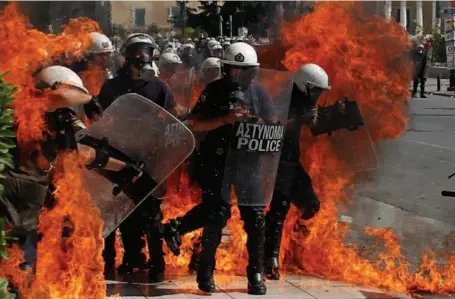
207, 204, 231, 229
268, 197, 290, 224
244, 210, 265, 234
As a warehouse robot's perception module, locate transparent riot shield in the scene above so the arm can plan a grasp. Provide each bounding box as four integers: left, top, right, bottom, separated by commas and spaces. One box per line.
166, 68, 195, 118
83, 93, 195, 236
221, 69, 294, 206
312, 85, 378, 173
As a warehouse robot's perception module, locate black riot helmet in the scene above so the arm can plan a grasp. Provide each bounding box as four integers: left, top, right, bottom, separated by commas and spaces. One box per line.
120, 33, 158, 79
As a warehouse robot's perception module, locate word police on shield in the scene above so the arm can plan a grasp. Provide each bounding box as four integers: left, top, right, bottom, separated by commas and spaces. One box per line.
233, 122, 285, 152
164, 123, 186, 148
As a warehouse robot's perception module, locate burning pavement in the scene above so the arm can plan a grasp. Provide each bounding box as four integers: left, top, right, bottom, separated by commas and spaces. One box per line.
0, 1, 454, 299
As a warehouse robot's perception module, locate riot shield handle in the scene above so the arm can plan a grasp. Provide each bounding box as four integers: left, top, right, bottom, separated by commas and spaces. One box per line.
112, 161, 147, 196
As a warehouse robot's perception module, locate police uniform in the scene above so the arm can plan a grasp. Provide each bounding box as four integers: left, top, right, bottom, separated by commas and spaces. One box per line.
98, 68, 175, 278
264, 86, 320, 279
171, 76, 275, 290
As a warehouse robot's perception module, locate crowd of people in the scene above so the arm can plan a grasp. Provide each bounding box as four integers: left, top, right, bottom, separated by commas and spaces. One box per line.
2, 29, 334, 296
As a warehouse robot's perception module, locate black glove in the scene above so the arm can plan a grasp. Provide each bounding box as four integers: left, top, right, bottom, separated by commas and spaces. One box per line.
301, 198, 320, 220
84, 97, 103, 120
112, 161, 145, 196
228, 89, 245, 107
297, 108, 317, 126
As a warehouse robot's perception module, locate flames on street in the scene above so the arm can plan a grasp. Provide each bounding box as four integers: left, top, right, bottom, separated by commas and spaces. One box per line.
0, 3, 106, 299
0, 1, 454, 299
165, 1, 455, 296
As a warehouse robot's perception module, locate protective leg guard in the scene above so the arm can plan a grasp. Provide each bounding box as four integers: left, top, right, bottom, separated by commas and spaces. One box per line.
197, 204, 231, 293
240, 206, 267, 295
144, 201, 165, 282
264, 197, 290, 280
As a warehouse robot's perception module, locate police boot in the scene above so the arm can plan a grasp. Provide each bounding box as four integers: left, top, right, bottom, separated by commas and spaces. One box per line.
197, 205, 230, 293
197, 263, 216, 293
188, 238, 202, 273
420, 81, 427, 98
247, 270, 267, 295
162, 204, 208, 256
162, 218, 182, 256
241, 208, 267, 295
264, 216, 284, 280
264, 199, 290, 280
147, 239, 165, 282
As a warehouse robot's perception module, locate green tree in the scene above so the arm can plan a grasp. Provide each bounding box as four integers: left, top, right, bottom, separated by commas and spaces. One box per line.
414, 23, 447, 64
112, 24, 127, 38
0, 72, 18, 299
147, 23, 160, 35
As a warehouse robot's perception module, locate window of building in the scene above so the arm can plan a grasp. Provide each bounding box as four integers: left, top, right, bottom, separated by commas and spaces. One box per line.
396, 8, 411, 32
169, 6, 180, 18
134, 8, 146, 27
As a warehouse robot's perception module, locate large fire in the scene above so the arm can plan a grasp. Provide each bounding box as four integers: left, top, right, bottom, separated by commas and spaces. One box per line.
162, 1, 455, 296
0, 3, 106, 299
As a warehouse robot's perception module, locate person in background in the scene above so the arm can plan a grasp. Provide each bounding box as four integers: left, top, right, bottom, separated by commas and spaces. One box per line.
411, 43, 428, 98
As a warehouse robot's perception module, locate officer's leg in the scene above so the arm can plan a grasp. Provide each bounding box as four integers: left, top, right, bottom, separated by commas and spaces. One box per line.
196, 199, 231, 293
162, 202, 207, 256
239, 205, 267, 295
118, 205, 147, 272
291, 165, 320, 221
103, 232, 116, 276
142, 198, 165, 282
420, 76, 427, 98
412, 77, 418, 97
264, 191, 290, 280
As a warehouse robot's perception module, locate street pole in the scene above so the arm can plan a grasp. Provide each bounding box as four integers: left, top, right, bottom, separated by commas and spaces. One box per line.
219, 15, 223, 37
229, 14, 233, 38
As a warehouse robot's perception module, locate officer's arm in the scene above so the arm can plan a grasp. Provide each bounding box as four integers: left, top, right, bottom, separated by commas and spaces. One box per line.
188, 91, 227, 132
77, 143, 126, 171
188, 113, 227, 132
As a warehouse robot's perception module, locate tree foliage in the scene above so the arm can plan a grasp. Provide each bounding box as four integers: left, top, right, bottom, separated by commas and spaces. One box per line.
0, 73, 18, 298
182, 1, 313, 37
112, 24, 127, 38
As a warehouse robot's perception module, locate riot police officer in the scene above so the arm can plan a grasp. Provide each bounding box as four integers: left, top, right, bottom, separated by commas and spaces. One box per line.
0, 66, 138, 271
264, 63, 327, 280
163, 42, 272, 295
98, 33, 175, 282
200, 57, 221, 85
158, 52, 183, 82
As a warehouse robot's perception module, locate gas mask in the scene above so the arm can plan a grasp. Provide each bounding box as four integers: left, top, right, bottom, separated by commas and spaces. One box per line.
126, 45, 156, 80
224, 65, 259, 90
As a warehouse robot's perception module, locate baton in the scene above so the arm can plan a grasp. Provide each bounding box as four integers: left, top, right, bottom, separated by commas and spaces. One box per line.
441, 190, 455, 197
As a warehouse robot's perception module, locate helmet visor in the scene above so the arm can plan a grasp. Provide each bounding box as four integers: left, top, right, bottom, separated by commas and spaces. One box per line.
225, 65, 259, 89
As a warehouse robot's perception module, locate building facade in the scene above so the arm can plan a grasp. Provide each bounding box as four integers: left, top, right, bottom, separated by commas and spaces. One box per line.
110, 1, 200, 30
361, 1, 437, 35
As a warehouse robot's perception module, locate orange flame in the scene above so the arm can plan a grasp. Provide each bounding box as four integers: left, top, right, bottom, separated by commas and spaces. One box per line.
0, 4, 105, 299
79, 62, 105, 96
141, 234, 150, 263
162, 2, 455, 296
0, 3, 98, 151
114, 230, 124, 269
35, 151, 105, 299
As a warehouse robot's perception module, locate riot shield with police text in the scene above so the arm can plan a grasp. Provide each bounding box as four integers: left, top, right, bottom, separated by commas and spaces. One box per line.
221, 69, 294, 206
312, 85, 378, 173
83, 93, 195, 236
166, 68, 195, 118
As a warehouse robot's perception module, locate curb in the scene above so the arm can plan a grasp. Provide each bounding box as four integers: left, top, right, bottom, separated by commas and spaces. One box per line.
409, 88, 455, 98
